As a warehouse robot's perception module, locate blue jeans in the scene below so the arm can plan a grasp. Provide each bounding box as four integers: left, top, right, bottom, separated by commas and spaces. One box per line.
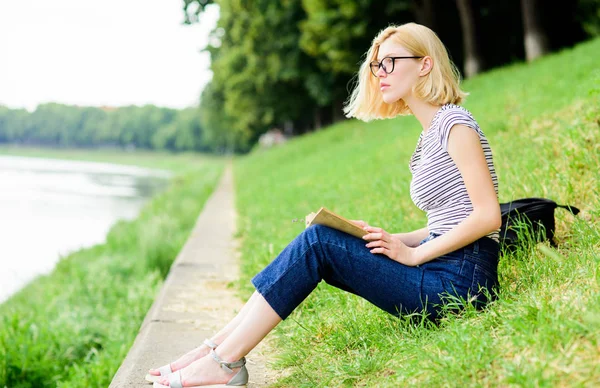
252, 224, 500, 321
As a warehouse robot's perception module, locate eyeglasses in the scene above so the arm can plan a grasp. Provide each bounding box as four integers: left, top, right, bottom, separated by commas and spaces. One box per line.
370, 56, 423, 76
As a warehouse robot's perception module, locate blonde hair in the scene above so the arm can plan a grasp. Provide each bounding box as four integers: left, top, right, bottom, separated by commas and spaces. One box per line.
343, 23, 467, 122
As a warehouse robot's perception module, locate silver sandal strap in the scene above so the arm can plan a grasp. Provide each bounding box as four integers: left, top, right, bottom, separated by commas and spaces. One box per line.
203, 338, 218, 349
168, 370, 183, 388
209, 349, 246, 373
158, 363, 173, 376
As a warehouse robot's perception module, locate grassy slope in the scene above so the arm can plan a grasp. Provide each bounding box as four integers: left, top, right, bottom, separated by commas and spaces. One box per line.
232, 38, 600, 386
0, 152, 226, 387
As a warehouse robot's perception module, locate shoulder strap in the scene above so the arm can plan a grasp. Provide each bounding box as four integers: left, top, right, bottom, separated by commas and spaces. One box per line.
500, 198, 581, 216
556, 204, 580, 216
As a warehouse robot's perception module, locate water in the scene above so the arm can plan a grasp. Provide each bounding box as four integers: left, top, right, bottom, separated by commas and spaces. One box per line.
0, 155, 171, 303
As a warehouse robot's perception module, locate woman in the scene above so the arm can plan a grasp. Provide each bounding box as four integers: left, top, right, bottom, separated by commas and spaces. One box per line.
149, 22, 502, 387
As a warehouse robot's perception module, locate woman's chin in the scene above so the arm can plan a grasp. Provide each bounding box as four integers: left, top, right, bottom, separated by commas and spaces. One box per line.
381, 94, 400, 104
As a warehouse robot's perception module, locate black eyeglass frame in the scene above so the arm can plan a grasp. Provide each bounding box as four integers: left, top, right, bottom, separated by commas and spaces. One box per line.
370, 56, 423, 77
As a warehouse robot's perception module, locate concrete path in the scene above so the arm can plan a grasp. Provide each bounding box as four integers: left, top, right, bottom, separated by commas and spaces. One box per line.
110, 160, 276, 387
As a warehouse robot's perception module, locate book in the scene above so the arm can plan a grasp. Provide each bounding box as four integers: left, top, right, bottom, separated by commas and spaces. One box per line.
304, 206, 368, 238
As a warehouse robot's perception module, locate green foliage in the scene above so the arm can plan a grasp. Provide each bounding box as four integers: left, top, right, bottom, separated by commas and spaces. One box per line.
0, 104, 228, 153
198, 0, 419, 142
232, 37, 600, 386
0, 156, 225, 387
576, 0, 600, 36
193, 0, 596, 153
183, 0, 215, 24
300, 0, 370, 74
200, 0, 322, 149
198, 81, 251, 154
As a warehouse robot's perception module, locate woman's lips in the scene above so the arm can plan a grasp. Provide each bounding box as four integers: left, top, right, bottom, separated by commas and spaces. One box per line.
380, 83, 390, 90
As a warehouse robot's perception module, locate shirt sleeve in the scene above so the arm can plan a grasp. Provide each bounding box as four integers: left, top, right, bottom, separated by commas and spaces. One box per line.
437, 108, 481, 152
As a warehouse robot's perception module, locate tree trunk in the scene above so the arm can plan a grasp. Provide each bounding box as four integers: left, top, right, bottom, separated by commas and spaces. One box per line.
413, 0, 436, 30
332, 99, 346, 123
521, 0, 549, 62
314, 106, 322, 130
455, 0, 483, 78
283, 120, 294, 136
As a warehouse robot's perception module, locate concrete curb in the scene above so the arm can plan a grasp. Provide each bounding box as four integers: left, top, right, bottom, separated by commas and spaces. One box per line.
110, 160, 272, 387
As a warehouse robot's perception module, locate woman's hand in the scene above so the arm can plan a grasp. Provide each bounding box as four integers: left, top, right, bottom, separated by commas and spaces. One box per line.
362, 225, 419, 266
349, 220, 368, 228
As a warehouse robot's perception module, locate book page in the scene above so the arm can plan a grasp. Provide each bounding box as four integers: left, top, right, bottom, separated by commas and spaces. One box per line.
305, 207, 367, 238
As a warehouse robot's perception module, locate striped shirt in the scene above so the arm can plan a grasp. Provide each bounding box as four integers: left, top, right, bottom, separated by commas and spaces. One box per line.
409, 104, 500, 243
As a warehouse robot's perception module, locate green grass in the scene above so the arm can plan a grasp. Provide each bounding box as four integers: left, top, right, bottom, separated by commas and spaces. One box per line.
232, 37, 600, 386
0, 152, 226, 387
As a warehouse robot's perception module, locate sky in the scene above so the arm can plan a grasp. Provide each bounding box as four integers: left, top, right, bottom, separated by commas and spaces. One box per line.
0, 0, 219, 112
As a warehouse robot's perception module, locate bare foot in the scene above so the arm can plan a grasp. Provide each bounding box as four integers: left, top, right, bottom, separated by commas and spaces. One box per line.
148, 343, 213, 377
157, 352, 241, 386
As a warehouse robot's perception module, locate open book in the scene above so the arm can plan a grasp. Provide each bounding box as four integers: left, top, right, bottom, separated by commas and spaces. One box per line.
304, 206, 368, 238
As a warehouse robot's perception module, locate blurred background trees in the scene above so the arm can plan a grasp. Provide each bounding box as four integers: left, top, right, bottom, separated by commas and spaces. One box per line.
0, 104, 214, 152
1, 0, 598, 154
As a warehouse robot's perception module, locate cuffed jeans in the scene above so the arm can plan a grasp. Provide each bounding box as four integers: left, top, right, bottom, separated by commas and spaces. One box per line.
251, 224, 500, 321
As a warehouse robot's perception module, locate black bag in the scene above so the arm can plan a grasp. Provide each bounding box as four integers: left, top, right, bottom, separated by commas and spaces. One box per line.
499, 197, 580, 254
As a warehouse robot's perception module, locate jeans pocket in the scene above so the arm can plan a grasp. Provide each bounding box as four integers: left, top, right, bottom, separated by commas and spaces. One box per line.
469, 263, 498, 307
436, 276, 470, 317
440, 275, 468, 298
432, 247, 466, 273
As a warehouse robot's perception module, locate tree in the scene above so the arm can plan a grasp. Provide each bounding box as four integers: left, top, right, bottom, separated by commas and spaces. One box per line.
576, 0, 600, 36
412, 0, 437, 30
183, 0, 215, 24
455, 0, 484, 77
520, 0, 549, 61
199, 81, 250, 154
299, 0, 417, 122
200, 1, 321, 143
299, 0, 370, 122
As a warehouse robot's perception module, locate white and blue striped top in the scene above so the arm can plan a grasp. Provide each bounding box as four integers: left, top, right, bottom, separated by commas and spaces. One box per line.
409, 103, 500, 243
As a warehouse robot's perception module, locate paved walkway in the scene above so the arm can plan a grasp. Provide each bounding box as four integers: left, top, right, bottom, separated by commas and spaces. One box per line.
110, 160, 275, 387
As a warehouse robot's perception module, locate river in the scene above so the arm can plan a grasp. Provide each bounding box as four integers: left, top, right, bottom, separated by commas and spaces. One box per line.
0, 155, 171, 303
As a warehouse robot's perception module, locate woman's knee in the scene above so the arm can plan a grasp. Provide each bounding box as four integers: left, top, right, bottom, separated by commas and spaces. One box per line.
303, 224, 343, 244
301, 224, 347, 269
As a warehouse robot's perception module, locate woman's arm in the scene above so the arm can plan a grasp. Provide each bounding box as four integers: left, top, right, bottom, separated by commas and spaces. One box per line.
411, 124, 501, 265
391, 227, 429, 248
361, 124, 501, 266
351, 219, 428, 248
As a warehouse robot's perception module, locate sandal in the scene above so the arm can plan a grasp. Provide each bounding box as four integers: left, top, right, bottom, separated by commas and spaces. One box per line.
153, 348, 248, 388
145, 338, 218, 383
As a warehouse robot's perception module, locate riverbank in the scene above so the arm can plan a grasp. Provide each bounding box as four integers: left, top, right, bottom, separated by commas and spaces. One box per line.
0, 154, 173, 304
0, 152, 226, 387
0, 145, 223, 173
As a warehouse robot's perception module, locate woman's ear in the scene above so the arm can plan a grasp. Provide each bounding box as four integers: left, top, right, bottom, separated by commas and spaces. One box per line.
419, 56, 433, 77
